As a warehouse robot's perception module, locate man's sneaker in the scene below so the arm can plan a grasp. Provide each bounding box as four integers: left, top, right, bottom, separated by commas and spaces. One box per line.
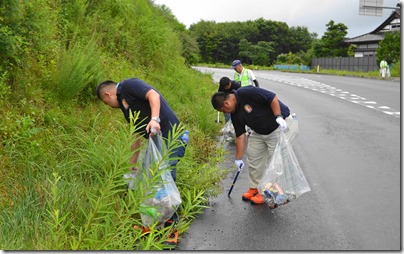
250, 193, 265, 205
162, 230, 179, 249
133, 225, 150, 234
242, 188, 259, 201
164, 219, 176, 227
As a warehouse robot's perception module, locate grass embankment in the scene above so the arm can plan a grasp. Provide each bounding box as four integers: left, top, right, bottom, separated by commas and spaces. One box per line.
0, 0, 228, 250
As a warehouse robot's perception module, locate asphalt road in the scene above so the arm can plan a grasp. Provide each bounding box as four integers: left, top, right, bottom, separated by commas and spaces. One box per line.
178, 68, 401, 251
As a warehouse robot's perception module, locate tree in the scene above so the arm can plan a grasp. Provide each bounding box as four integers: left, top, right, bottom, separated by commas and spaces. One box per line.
287, 26, 316, 53
238, 39, 253, 64
376, 31, 400, 64
156, 4, 200, 65
251, 41, 275, 66
314, 20, 349, 57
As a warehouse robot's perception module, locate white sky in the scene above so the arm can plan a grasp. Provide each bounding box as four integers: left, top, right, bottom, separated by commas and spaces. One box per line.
152, 0, 401, 38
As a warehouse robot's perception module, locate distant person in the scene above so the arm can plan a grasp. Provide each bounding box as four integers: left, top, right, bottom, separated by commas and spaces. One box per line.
231, 60, 259, 87
211, 86, 295, 205
380, 59, 388, 78
218, 76, 241, 93
218, 77, 241, 122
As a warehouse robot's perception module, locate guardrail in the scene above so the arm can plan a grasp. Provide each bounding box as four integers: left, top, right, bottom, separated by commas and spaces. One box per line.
273, 65, 311, 71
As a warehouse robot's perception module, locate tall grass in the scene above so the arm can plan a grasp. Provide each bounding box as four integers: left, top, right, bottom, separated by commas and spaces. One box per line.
49, 40, 104, 101
0, 0, 225, 250
0, 114, 212, 250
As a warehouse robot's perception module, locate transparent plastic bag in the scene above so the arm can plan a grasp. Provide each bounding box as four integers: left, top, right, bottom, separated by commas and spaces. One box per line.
285, 114, 298, 145
138, 135, 181, 227
221, 120, 235, 142
258, 129, 310, 209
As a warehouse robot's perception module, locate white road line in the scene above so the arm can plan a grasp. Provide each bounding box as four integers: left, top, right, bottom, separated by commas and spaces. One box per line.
194, 67, 400, 118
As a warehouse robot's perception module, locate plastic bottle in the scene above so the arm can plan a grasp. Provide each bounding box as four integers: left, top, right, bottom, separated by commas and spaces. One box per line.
181, 130, 189, 144
139, 205, 160, 219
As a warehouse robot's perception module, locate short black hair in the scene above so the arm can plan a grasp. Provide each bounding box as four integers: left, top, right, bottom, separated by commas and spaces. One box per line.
211, 92, 229, 110
219, 77, 231, 91
96, 80, 116, 100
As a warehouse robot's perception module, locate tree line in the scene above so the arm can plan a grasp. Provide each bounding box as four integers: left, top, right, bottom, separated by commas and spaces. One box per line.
156, 4, 400, 68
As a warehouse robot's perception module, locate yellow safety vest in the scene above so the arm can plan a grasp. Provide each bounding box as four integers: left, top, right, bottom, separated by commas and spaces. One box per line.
234, 68, 250, 87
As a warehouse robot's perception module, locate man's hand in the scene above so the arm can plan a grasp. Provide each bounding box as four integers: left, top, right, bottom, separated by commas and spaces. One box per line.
146, 121, 160, 136
276, 116, 288, 131
235, 159, 244, 170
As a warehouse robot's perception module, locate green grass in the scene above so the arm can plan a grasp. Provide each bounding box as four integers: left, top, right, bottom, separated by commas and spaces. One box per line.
0, 112, 219, 250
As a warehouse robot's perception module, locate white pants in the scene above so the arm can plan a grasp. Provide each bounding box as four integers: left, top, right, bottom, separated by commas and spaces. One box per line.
246, 116, 295, 188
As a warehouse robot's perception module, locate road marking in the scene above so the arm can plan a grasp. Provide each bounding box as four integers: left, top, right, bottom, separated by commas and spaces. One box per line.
256, 73, 400, 118
194, 67, 400, 118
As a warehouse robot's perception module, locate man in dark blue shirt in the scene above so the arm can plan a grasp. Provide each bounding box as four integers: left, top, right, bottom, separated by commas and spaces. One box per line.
218, 77, 241, 123
96, 78, 185, 180
211, 86, 295, 205
96, 78, 185, 246
218, 76, 241, 93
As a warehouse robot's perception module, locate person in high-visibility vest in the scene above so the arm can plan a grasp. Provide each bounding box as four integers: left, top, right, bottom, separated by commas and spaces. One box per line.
231, 60, 259, 87
380, 59, 388, 78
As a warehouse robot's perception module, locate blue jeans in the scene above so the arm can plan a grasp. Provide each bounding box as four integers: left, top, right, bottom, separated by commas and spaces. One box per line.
168, 140, 186, 182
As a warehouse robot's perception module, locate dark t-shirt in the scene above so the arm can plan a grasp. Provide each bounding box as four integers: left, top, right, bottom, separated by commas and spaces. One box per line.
231, 86, 290, 137
116, 78, 180, 139
218, 80, 241, 93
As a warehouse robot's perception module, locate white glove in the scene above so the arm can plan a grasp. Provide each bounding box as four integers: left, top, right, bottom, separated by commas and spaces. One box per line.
276, 116, 288, 131
235, 159, 244, 170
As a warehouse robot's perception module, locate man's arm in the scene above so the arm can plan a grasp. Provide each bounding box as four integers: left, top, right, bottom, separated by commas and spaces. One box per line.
270, 96, 288, 130
270, 96, 281, 116
235, 133, 247, 160
248, 69, 259, 87
145, 89, 161, 135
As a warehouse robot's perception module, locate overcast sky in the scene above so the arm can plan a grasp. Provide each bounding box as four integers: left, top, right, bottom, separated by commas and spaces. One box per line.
152, 0, 400, 38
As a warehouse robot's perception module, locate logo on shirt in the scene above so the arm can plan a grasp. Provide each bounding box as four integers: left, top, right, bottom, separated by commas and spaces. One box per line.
122, 99, 129, 110
244, 104, 252, 113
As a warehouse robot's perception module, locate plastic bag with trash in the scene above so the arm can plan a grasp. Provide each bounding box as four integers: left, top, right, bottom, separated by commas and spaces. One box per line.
258, 117, 310, 209
126, 135, 181, 227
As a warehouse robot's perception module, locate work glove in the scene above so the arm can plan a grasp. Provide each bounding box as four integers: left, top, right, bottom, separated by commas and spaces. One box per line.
235, 159, 244, 170
276, 116, 288, 131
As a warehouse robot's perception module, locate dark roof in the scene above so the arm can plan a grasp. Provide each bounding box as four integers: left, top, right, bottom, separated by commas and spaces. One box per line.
345, 33, 384, 43
345, 8, 400, 44
370, 9, 400, 34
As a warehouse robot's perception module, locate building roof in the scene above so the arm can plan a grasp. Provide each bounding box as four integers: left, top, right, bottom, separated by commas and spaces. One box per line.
345, 33, 384, 43
345, 7, 400, 44
370, 8, 400, 34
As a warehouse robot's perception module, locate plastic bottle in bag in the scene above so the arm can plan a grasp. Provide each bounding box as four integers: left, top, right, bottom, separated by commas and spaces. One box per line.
181, 130, 189, 144
262, 182, 288, 208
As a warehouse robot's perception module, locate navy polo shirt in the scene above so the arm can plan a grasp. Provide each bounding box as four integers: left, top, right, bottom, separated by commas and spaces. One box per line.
231, 86, 290, 137
116, 78, 180, 139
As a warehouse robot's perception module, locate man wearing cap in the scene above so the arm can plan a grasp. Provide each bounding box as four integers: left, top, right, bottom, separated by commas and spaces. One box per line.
211, 86, 295, 205
231, 60, 259, 88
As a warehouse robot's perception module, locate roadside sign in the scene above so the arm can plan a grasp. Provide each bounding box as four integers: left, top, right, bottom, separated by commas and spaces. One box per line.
359, 0, 384, 16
